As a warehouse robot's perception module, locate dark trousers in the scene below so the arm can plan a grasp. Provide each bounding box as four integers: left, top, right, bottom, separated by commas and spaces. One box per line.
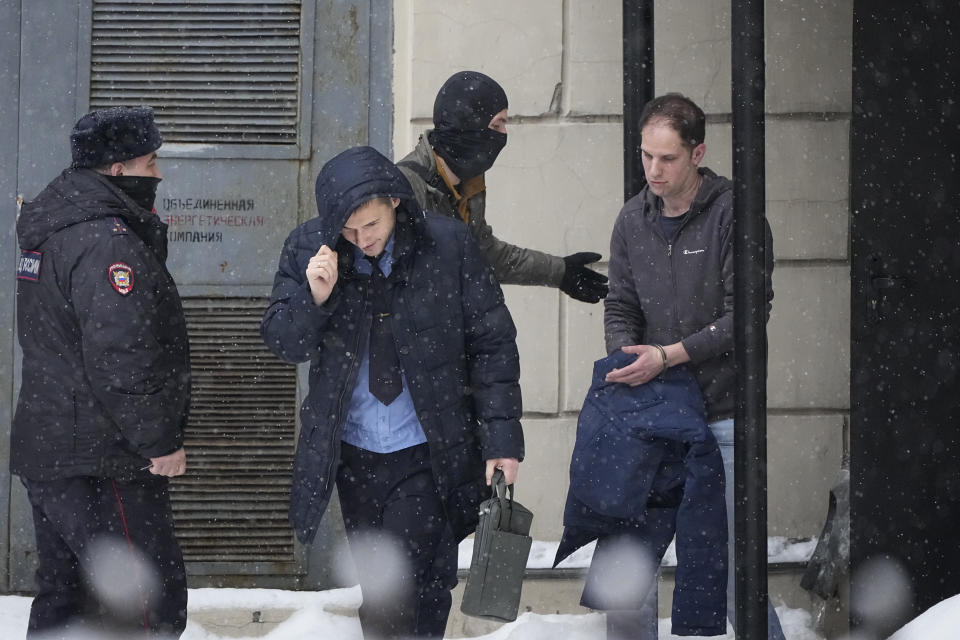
587, 519, 674, 640
337, 442, 457, 640
22, 475, 187, 639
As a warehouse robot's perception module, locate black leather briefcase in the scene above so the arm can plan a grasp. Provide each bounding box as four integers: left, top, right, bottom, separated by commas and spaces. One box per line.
460, 470, 534, 622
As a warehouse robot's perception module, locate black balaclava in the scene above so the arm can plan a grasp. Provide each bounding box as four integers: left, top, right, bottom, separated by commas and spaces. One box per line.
106, 174, 162, 212
428, 71, 508, 180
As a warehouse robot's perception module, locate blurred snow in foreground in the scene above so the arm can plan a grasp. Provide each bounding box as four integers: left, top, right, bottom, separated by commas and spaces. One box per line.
0, 585, 828, 640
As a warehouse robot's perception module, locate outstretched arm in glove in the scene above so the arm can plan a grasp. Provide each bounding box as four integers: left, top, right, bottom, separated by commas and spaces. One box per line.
560, 252, 609, 303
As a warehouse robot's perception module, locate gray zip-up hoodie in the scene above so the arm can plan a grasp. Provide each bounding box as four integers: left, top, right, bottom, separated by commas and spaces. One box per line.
604, 167, 774, 422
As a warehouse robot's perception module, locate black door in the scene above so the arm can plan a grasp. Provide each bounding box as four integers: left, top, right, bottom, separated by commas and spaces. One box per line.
851, 0, 960, 629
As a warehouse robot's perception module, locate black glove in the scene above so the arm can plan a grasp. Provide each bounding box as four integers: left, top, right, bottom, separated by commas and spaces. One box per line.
560, 252, 609, 303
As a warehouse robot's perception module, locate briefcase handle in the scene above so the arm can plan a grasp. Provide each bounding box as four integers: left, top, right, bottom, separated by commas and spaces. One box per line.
490, 469, 519, 530
491, 468, 515, 501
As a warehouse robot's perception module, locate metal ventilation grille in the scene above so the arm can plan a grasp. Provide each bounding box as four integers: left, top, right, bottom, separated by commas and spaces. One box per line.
171, 298, 298, 566
89, 0, 302, 144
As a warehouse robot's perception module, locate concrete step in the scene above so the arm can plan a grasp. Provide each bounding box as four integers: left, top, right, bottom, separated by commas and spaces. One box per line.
189, 563, 848, 639
446, 563, 847, 638
190, 608, 294, 638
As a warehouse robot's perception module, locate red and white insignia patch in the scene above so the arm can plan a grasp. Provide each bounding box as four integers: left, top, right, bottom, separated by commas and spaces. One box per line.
108, 262, 135, 295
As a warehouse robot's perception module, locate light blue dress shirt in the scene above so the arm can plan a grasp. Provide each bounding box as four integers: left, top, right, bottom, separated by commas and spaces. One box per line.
341, 235, 428, 453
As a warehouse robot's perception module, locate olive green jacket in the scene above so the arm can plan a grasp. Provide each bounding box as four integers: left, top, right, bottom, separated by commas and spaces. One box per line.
397, 133, 565, 287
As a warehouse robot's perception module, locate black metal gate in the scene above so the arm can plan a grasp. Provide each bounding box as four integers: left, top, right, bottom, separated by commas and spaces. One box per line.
850, 0, 960, 630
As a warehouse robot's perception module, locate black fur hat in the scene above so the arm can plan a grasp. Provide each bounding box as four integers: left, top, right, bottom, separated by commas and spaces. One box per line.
70, 106, 163, 168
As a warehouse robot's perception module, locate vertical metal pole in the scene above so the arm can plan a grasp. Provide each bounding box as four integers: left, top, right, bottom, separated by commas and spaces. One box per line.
732, 0, 769, 638
622, 0, 654, 202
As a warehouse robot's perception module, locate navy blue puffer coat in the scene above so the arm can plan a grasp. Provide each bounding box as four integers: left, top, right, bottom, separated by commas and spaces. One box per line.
556, 352, 727, 636
261, 146, 524, 544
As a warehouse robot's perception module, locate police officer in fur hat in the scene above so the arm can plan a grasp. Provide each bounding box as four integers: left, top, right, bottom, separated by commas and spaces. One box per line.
12, 106, 191, 638
396, 70, 609, 303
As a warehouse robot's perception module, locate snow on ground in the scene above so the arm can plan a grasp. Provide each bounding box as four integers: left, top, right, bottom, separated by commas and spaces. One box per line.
888, 594, 960, 640
468, 535, 818, 570
0, 588, 826, 640
0, 537, 829, 639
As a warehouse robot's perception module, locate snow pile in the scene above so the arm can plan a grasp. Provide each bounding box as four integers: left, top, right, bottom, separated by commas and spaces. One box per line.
0, 589, 829, 640
1, 537, 824, 638
889, 595, 960, 640
485, 535, 817, 570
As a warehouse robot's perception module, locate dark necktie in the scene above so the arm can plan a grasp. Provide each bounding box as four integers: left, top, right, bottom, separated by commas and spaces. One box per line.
365, 254, 402, 405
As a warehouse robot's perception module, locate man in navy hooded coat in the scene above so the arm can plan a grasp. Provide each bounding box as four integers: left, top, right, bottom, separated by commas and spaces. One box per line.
262, 146, 524, 639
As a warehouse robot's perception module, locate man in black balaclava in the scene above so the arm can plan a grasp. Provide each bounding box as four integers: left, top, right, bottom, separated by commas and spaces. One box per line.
397, 70, 609, 303
12, 106, 191, 638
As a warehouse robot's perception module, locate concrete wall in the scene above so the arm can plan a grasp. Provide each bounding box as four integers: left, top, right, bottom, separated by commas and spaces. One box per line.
393, 0, 851, 543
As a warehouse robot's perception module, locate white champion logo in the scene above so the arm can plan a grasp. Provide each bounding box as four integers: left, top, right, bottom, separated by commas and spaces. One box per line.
683, 248, 706, 255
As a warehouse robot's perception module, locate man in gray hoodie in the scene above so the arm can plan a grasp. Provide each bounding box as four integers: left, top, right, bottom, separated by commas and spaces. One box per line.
602, 93, 781, 639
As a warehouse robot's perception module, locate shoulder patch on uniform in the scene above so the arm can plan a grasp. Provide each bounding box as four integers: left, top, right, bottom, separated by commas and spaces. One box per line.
111, 218, 129, 236
17, 250, 42, 281
108, 262, 134, 295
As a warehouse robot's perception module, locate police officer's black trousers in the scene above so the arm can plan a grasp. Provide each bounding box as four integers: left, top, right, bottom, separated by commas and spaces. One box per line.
337, 442, 458, 640
21, 475, 187, 638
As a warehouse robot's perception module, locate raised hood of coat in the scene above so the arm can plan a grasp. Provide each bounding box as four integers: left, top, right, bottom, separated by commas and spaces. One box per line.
312, 146, 421, 247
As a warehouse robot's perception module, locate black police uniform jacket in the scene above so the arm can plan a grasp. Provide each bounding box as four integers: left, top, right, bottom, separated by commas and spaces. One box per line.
12, 168, 190, 481
261, 146, 524, 544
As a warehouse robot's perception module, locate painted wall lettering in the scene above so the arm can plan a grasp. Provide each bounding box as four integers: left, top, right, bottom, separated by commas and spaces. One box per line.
162, 198, 256, 211
168, 231, 225, 243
